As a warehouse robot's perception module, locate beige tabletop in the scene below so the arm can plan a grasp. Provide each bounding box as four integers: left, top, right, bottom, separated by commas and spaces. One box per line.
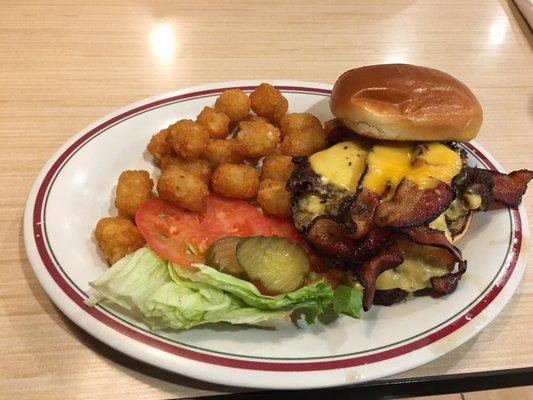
1, 0, 532, 398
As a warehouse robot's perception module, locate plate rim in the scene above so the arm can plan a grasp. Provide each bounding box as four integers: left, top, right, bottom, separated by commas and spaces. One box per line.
23, 80, 530, 389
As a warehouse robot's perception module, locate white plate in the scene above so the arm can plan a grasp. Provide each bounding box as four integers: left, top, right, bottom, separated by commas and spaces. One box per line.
23, 80, 529, 389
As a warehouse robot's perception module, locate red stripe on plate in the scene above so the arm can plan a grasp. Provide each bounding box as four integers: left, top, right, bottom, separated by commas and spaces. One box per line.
31, 87, 523, 371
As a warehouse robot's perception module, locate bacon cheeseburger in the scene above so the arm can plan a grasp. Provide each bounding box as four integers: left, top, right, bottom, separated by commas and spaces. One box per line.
287, 64, 533, 311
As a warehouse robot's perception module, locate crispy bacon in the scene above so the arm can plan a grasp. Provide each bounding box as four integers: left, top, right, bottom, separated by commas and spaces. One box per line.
306, 216, 392, 260
348, 188, 381, 239
374, 179, 454, 228
454, 167, 533, 210
400, 226, 467, 296
374, 288, 409, 306
431, 260, 468, 295
306, 217, 355, 258
353, 226, 393, 260
355, 241, 404, 311
401, 226, 462, 262
491, 169, 533, 207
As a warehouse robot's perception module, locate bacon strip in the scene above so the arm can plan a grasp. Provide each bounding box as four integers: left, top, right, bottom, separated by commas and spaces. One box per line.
454, 167, 533, 210
306, 217, 392, 260
353, 226, 393, 260
431, 260, 468, 295
491, 169, 533, 207
374, 179, 454, 229
306, 217, 355, 258
401, 226, 467, 296
349, 188, 381, 239
401, 226, 462, 262
355, 241, 404, 311
374, 288, 409, 306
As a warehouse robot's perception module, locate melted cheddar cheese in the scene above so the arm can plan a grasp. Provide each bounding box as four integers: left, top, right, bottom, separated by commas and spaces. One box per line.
363, 142, 462, 195
309, 141, 368, 191
375, 258, 449, 291
376, 238, 451, 291
309, 141, 462, 196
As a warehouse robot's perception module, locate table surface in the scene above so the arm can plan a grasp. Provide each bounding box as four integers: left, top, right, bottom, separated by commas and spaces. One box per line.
1, 0, 532, 398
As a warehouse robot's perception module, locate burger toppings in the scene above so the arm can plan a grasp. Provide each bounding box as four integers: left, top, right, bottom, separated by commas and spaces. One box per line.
455, 167, 533, 209
348, 188, 381, 239
490, 169, 533, 207
400, 226, 462, 263
453, 167, 494, 211
287, 158, 355, 232
356, 241, 404, 311
287, 136, 479, 308
308, 141, 368, 191
430, 260, 468, 295
306, 217, 394, 263
306, 217, 355, 259
362, 143, 462, 196
374, 179, 454, 228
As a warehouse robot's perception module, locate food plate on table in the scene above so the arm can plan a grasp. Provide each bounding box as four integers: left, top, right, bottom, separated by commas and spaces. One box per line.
24, 68, 531, 389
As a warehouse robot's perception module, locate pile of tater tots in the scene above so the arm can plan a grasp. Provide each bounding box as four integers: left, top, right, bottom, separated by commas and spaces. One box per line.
95, 83, 328, 264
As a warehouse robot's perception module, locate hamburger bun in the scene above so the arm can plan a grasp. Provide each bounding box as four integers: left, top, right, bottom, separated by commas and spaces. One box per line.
451, 211, 473, 243
330, 64, 483, 142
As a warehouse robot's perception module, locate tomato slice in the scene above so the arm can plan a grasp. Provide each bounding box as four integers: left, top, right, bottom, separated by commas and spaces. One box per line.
203, 195, 272, 238
135, 195, 273, 266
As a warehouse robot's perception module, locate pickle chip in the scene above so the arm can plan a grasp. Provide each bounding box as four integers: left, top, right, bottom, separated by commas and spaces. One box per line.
236, 236, 310, 294
205, 237, 246, 278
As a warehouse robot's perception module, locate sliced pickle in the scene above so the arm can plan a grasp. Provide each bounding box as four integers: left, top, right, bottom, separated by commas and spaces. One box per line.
236, 236, 310, 294
205, 237, 246, 278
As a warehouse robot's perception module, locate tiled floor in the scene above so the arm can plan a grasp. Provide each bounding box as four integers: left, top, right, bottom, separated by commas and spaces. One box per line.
402, 385, 533, 400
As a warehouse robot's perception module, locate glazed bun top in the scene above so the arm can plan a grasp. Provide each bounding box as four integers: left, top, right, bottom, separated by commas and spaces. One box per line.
330, 64, 483, 142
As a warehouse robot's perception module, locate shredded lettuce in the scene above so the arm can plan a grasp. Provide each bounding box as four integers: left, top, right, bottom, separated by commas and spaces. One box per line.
86, 247, 362, 330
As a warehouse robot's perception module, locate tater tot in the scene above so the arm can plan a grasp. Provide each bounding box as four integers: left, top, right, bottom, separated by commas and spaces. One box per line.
244, 114, 270, 124
167, 119, 209, 159
279, 113, 323, 137
160, 156, 212, 183
237, 121, 281, 157
202, 139, 245, 167
211, 163, 260, 200
257, 179, 292, 217
214, 89, 250, 122
279, 129, 327, 156
114, 170, 154, 220
196, 106, 231, 139
279, 113, 327, 156
250, 83, 288, 124
157, 165, 209, 212
95, 217, 146, 265
147, 127, 175, 164
261, 155, 297, 182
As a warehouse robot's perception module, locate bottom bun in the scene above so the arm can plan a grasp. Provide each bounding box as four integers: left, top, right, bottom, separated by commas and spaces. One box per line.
452, 211, 473, 243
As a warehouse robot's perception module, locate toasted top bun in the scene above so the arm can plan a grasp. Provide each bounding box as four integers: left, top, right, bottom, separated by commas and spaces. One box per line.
330, 64, 483, 142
